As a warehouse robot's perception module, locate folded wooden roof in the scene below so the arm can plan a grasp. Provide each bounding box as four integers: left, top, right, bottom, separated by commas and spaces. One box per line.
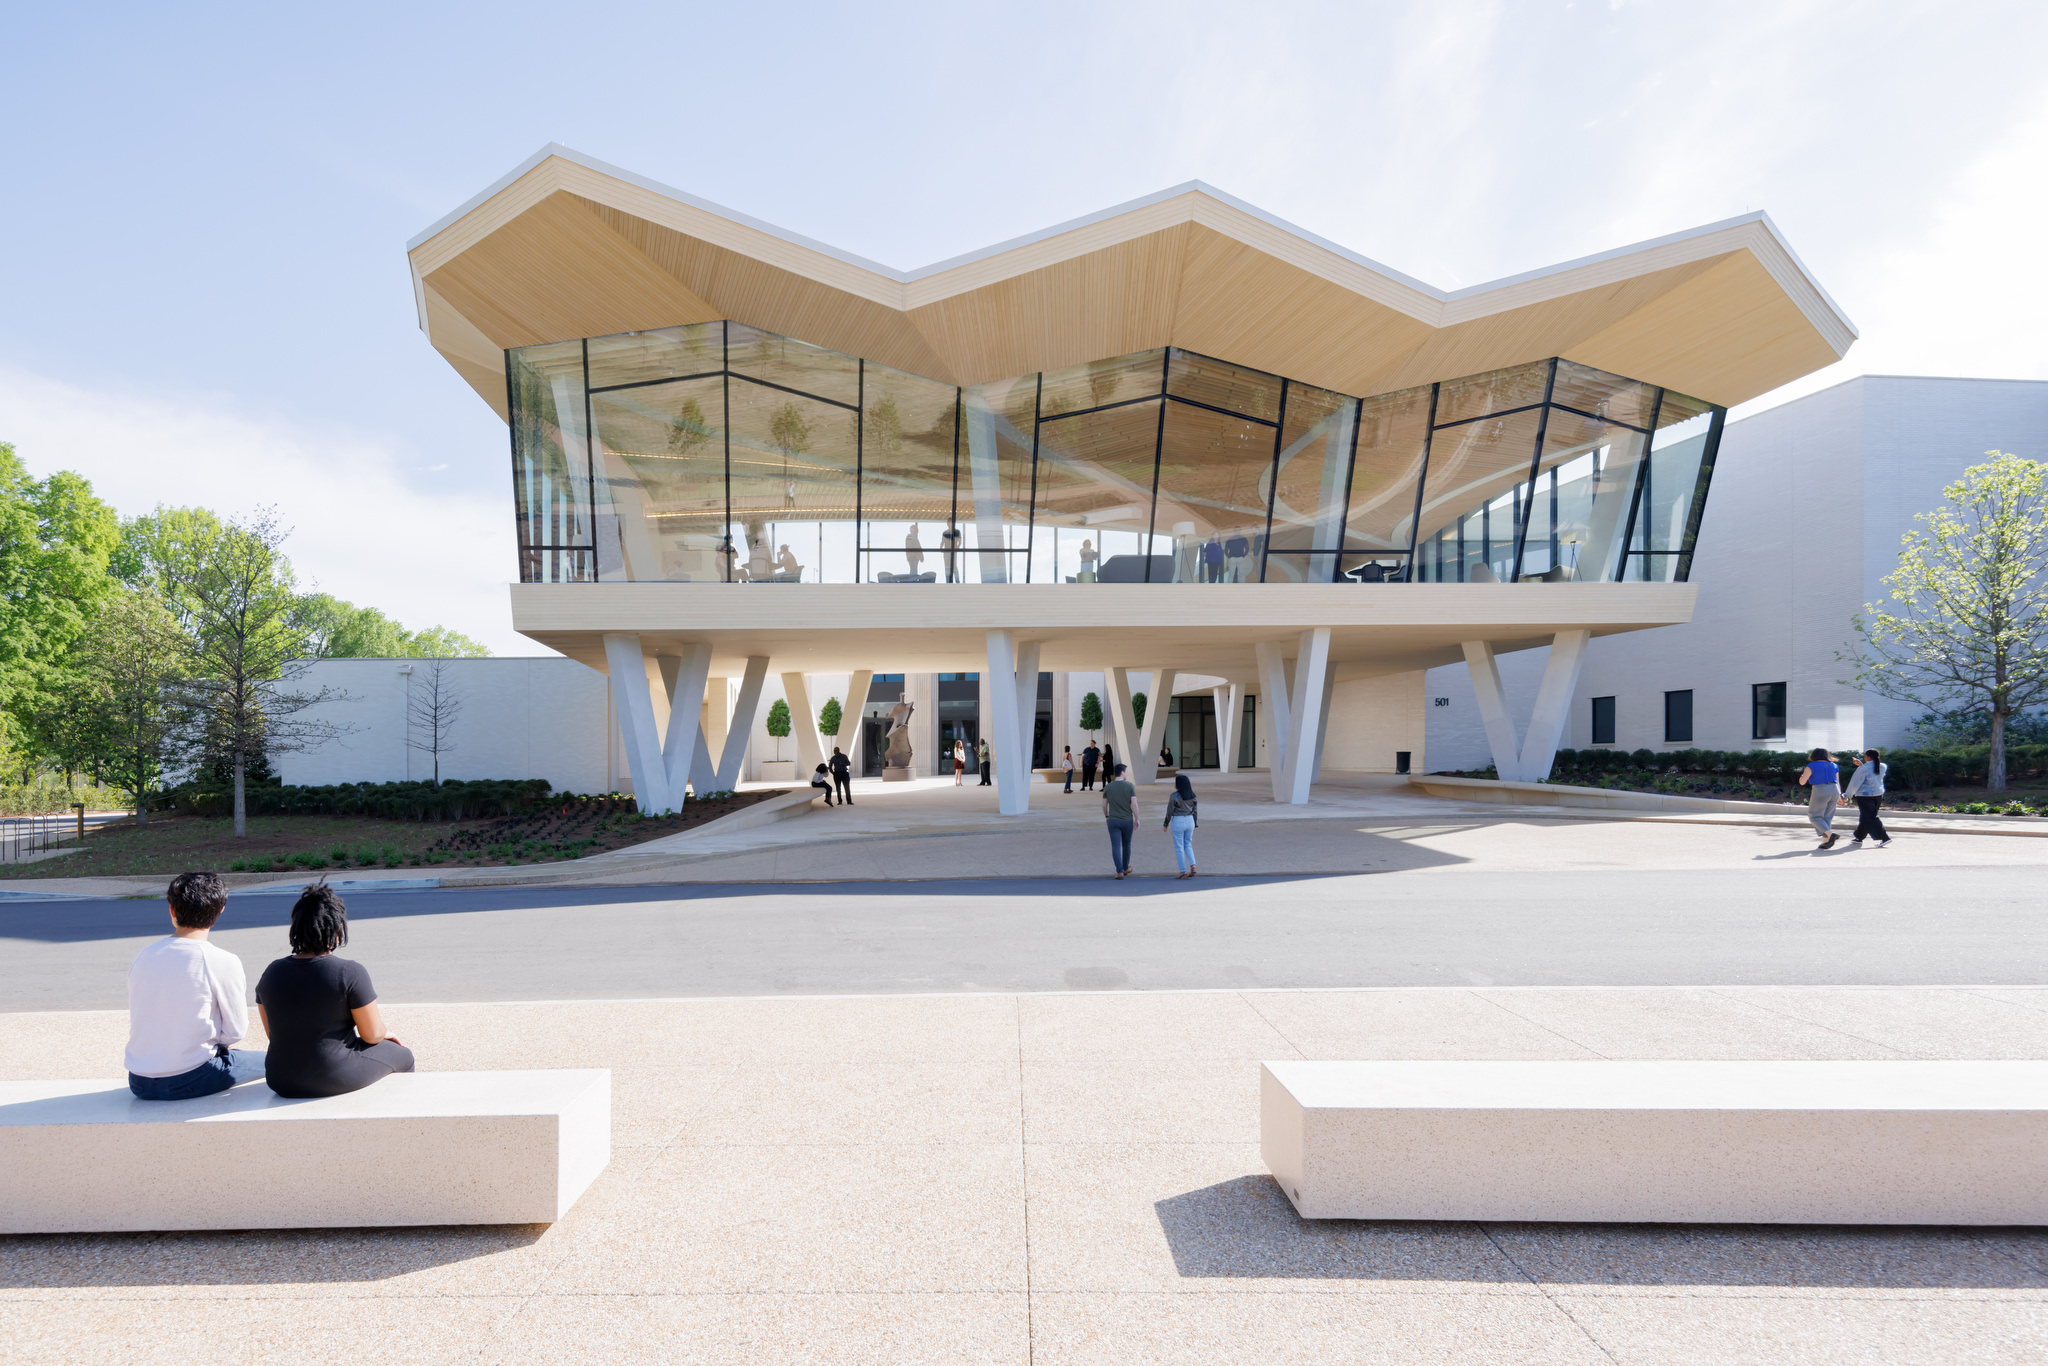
409, 144, 1855, 421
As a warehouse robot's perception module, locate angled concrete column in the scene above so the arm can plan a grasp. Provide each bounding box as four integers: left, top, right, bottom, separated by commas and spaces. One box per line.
779, 672, 827, 776
714, 657, 769, 791
604, 633, 682, 814
1131, 668, 1178, 783
841, 669, 874, 772
1310, 653, 1338, 784
1279, 628, 1332, 805
1102, 667, 1141, 779
1255, 641, 1293, 801
986, 631, 1040, 814
1214, 683, 1244, 773
656, 644, 712, 798
1462, 639, 1525, 781
1521, 630, 1591, 781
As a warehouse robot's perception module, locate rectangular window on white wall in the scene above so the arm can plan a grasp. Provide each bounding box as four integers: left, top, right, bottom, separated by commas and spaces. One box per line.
1591, 696, 1616, 746
1664, 690, 1694, 744
1752, 682, 1787, 741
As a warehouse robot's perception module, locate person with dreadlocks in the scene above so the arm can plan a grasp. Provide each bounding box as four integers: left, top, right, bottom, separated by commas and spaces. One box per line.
255, 883, 416, 1098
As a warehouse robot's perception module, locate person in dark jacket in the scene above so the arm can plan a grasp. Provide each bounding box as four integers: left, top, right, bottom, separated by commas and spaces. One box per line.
829, 746, 853, 805
1081, 742, 1100, 791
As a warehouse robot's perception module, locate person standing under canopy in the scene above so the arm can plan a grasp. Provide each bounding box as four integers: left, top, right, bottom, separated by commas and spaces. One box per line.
904, 524, 924, 579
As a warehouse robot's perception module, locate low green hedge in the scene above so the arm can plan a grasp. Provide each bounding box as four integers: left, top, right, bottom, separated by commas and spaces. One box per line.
1550, 745, 2048, 790
173, 779, 557, 821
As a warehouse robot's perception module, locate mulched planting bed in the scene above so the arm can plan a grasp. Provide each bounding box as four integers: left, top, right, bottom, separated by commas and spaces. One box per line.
0, 790, 794, 879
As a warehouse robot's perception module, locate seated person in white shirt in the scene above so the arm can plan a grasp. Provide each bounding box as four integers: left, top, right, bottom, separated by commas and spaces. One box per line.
125, 871, 265, 1100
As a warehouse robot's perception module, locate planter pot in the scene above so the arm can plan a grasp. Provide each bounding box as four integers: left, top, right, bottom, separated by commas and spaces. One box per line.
757, 760, 796, 784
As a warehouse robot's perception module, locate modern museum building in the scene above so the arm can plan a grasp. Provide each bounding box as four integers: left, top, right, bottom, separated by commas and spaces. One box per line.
395, 145, 1856, 812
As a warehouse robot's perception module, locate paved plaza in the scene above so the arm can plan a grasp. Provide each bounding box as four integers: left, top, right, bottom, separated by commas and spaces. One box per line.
6, 788, 2048, 1362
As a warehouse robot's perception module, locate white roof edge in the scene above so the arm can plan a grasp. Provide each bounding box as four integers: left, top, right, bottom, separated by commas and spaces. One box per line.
408, 145, 1856, 338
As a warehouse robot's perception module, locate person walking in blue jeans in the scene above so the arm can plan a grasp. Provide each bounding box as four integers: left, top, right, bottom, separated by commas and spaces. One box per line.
1799, 747, 1841, 849
1102, 764, 1137, 878
1164, 773, 1199, 878
126, 871, 266, 1100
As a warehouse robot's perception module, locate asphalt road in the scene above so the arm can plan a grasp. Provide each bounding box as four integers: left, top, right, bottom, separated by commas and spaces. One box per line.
4, 862, 2044, 1010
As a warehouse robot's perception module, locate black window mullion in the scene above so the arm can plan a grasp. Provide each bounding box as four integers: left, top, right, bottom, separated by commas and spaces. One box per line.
1328, 397, 1364, 581
587, 369, 727, 396
724, 369, 860, 412
1509, 359, 1560, 581
949, 387, 961, 583
581, 338, 599, 579
1402, 384, 1440, 581
1614, 388, 1664, 584
854, 358, 864, 584
1674, 407, 1727, 583
721, 321, 732, 582
1257, 379, 1289, 583
1163, 391, 1280, 428
1036, 390, 1169, 425
1144, 350, 1169, 582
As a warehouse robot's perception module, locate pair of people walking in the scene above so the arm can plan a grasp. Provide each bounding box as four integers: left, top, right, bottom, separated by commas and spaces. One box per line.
1102, 768, 1200, 878
1800, 747, 1891, 850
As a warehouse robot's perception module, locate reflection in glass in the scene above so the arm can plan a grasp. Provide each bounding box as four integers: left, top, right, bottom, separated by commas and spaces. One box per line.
508, 340, 593, 583
1154, 400, 1275, 583
507, 324, 1725, 588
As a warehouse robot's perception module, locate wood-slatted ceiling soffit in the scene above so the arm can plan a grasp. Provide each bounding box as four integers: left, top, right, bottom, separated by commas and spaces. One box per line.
409, 146, 1856, 414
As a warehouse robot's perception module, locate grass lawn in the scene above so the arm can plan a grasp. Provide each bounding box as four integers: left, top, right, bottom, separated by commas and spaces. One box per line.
1, 790, 790, 880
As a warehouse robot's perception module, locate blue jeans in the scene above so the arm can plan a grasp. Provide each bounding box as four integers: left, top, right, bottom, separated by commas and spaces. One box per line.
129, 1047, 267, 1100
1169, 814, 1196, 872
1106, 819, 1134, 874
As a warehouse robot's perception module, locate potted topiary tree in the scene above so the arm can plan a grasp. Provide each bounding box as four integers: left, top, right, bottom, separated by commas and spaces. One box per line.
760, 698, 796, 784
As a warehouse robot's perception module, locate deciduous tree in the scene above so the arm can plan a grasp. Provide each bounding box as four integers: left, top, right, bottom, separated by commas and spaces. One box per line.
1847, 451, 2048, 791
68, 590, 196, 824
406, 657, 463, 786
0, 443, 120, 749
1079, 691, 1103, 740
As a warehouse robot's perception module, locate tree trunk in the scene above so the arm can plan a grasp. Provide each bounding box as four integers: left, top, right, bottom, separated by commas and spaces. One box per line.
233, 756, 248, 836
1988, 708, 2008, 793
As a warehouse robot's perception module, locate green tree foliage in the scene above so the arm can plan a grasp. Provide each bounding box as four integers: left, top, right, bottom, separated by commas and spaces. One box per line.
1847, 451, 2048, 791
300, 594, 491, 658
66, 589, 196, 824
765, 697, 791, 761
0, 443, 121, 748
1132, 691, 1148, 729
819, 696, 843, 737
1079, 691, 1103, 737
157, 508, 353, 834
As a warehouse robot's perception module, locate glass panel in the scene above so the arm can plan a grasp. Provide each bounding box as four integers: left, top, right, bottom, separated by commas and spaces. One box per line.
1265, 383, 1355, 560
1154, 399, 1274, 583
727, 380, 858, 583
858, 362, 961, 583
1433, 359, 1551, 426
725, 322, 861, 406
1264, 551, 1341, 584
1626, 410, 1711, 575
1656, 388, 1715, 429
586, 324, 721, 390
1037, 348, 1164, 418
1166, 350, 1281, 423
507, 340, 593, 584
1031, 398, 1160, 583
1412, 406, 1543, 561
1338, 552, 1408, 583
1549, 360, 1656, 429
590, 376, 727, 582
959, 373, 1038, 582
1527, 409, 1648, 583
1344, 385, 1432, 552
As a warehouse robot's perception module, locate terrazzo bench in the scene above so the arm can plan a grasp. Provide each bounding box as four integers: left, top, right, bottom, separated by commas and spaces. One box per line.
1261, 1060, 2048, 1224
0, 1069, 609, 1233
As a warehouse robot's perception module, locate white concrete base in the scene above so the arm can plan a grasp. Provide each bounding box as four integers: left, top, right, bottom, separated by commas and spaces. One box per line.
883, 766, 916, 782
1262, 1061, 2048, 1225
1, 1070, 610, 1232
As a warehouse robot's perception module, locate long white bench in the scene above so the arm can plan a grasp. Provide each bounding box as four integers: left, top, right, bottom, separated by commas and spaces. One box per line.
0, 1069, 609, 1233
1261, 1060, 2048, 1224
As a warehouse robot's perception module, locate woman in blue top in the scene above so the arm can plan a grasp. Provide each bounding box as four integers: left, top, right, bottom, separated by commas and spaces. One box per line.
1798, 747, 1841, 849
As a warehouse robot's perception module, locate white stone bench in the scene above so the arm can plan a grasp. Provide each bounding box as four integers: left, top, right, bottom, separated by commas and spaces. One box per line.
1, 1069, 609, 1233
1261, 1060, 2048, 1225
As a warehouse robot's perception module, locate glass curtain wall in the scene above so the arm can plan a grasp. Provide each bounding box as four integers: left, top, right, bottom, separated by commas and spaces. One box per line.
507, 326, 1726, 586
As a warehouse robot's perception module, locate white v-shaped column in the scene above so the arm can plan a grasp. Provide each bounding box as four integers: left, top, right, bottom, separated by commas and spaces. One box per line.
1461, 631, 1591, 782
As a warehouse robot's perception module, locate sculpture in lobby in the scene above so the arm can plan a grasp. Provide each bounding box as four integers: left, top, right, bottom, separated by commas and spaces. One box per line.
883, 694, 916, 780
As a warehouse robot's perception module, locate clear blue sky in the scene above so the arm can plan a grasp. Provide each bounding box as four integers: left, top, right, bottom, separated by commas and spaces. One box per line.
5, 1, 2044, 652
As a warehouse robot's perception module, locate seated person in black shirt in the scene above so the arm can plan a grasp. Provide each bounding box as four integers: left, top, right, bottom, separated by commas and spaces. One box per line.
256, 883, 416, 1099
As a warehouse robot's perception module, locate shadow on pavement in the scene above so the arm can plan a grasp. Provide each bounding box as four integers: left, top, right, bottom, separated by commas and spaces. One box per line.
0, 1223, 546, 1287
1155, 1177, 2048, 1286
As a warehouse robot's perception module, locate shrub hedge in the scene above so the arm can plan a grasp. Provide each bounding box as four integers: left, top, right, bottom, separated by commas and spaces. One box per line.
174, 779, 559, 821
1550, 745, 2048, 791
